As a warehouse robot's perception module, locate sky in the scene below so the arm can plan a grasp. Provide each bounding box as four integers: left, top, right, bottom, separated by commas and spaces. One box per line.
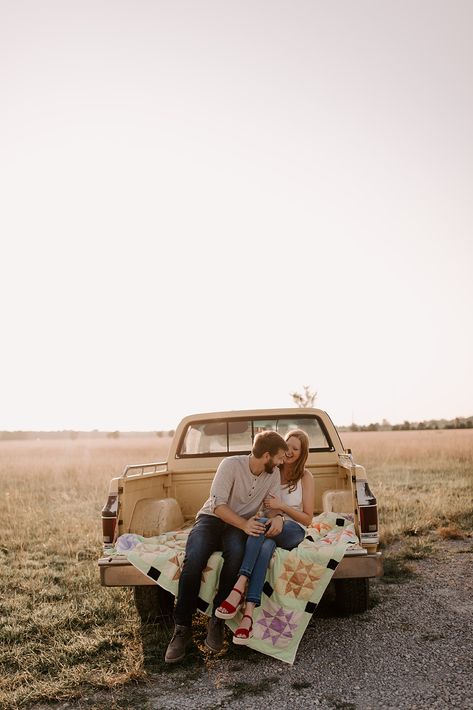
1, 0, 472, 431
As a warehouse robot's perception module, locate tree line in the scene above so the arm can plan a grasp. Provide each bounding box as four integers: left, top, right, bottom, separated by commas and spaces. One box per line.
0, 430, 175, 441
341, 416, 473, 432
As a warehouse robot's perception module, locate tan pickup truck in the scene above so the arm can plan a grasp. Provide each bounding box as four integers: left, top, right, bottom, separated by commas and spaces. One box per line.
98, 408, 383, 620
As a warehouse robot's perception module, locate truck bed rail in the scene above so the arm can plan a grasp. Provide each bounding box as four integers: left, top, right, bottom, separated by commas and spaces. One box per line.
122, 461, 168, 478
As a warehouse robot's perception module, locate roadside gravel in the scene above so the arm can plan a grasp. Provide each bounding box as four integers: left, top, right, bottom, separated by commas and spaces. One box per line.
35, 538, 473, 710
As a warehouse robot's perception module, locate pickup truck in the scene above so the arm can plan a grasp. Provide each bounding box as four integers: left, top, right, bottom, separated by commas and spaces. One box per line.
98, 408, 382, 621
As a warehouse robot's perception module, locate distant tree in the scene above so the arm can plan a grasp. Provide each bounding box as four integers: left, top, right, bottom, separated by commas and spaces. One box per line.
107, 431, 120, 439
290, 385, 317, 408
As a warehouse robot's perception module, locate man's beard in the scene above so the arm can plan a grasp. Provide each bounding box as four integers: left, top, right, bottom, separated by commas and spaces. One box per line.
264, 460, 275, 474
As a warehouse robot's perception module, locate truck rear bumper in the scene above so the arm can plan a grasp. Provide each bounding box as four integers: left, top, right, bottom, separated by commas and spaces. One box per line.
98, 551, 383, 587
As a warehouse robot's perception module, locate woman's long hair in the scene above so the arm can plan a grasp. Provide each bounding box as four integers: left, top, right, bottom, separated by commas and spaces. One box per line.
281, 429, 309, 492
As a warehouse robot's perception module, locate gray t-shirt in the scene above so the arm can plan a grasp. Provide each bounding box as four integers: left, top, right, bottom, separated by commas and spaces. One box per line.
197, 455, 281, 520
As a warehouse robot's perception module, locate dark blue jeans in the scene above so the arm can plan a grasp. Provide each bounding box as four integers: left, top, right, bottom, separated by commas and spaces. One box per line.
239, 520, 305, 606
174, 514, 248, 627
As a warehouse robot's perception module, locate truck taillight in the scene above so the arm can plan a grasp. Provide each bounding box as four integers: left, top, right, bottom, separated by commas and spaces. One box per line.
356, 479, 379, 551
101, 493, 118, 546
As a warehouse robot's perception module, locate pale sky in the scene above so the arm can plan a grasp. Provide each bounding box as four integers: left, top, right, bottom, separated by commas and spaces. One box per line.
1, 0, 472, 431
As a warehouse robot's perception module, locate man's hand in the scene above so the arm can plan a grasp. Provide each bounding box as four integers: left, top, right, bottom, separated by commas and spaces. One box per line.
243, 516, 268, 537
264, 515, 283, 537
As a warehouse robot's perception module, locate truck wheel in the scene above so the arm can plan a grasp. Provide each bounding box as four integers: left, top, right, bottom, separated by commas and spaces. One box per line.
133, 585, 174, 623
334, 578, 369, 615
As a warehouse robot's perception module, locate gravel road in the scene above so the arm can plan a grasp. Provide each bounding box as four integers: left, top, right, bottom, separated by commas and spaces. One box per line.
37, 537, 473, 710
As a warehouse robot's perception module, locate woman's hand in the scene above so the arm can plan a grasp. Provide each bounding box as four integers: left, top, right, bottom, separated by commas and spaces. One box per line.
264, 493, 283, 510
243, 516, 267, 537
264, 516, 283, 537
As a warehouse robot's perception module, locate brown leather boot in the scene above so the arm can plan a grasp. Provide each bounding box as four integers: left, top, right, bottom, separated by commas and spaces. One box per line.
164, 624, 192, 663
205, 616, 225, 652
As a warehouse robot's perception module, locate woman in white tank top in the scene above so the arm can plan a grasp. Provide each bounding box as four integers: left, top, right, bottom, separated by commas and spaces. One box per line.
267, 429, 314, 532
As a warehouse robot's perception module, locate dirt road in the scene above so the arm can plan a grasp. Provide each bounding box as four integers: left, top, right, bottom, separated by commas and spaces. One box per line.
35, 538, 473, 710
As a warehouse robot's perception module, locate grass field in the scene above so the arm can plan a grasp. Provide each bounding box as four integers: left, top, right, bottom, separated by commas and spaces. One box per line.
1, 430, 472, 707
343, 429, 473, 542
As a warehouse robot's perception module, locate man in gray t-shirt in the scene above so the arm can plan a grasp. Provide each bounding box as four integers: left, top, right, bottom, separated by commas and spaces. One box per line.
165, 430, 288, 664
198, 454, 282, 520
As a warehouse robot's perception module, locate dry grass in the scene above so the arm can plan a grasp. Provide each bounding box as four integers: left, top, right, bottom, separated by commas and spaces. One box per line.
1, 430, 472, 707
436, 525, 465, 540
343, 429, 473, 544
0, 437, 171, 709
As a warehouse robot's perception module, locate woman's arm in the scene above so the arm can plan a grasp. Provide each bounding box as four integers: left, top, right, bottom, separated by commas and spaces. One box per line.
280, 470, 314, 526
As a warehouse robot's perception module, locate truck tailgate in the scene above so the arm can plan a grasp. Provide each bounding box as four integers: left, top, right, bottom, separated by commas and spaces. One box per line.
98, 551, 383, 587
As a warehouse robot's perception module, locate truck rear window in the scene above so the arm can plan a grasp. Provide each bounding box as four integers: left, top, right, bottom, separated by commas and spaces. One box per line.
177, 416, 334, 457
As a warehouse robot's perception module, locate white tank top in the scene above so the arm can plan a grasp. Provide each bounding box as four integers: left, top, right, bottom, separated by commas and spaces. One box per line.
281, 479, 305, 530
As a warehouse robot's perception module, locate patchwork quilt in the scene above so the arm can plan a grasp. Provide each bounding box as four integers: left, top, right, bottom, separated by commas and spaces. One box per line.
115, 512, 359, 664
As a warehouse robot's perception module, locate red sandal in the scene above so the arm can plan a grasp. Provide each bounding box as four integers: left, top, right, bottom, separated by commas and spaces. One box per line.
233, 614, 253, 645
215, 587, 245, 619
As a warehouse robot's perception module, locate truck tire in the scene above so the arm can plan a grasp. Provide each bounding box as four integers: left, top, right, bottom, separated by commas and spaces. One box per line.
334, 578, 369, 615
133, 585, 174, 623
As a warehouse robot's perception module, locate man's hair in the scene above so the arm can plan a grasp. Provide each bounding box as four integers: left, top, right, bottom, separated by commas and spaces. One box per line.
252, 430, 289, 458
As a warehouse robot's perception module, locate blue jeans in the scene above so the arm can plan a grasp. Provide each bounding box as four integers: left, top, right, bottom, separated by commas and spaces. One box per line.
239, 519, 305, 606
174, 514, 248, 626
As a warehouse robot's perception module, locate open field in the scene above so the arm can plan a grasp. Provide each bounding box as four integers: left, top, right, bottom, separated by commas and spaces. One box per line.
342, 429, 473, 543
0, 431, 472, 708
